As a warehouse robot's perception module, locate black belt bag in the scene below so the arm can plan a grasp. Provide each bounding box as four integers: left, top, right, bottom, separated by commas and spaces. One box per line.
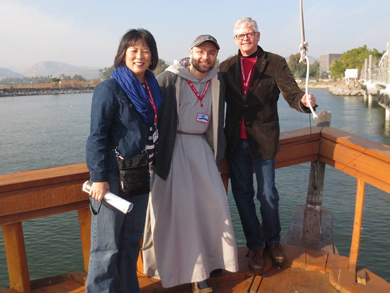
116, 152, 150, 198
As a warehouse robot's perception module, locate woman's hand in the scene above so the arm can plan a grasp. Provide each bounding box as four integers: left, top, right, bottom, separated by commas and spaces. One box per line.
90, 181, 110, 202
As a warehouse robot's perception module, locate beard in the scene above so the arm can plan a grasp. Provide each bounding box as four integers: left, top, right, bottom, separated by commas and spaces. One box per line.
190, 57, 215, 73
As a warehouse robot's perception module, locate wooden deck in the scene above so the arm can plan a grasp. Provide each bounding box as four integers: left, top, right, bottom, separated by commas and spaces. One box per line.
2, 246, 389, 293
2, 124, 390, 292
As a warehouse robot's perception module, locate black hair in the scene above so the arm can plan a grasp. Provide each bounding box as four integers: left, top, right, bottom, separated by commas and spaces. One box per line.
114, 29, 158, 70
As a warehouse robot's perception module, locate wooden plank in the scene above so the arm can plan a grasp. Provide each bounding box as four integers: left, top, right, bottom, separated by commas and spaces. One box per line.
320, 137, 390, 185
0, 289, 17, 293
30, 274, 70, 290
283, 206, 334, 252
77, 208, 91, 273
249, 275, 262, 293
349, 179, 365, 273
0, 180, 88, 217
0, 201, 89, 226
2, 222, 31, 293
0, 163, 89, 193
320, 155, 390, 194
275, 154, 318, 169
279, 127, 321, 145
321, 127, 390, 164
321, 128, 368, 154
277, 141, 319, 163
347, 152, 390, 185
68, 271, 87, 286
319, 138, 362, 169
30, 280, 84, 293
220, 129, 319, 189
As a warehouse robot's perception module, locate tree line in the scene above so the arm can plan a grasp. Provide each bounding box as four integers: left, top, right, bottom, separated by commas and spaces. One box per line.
329, 45, 384, 79
286, 45, 385, 80
0, 74, 91, 86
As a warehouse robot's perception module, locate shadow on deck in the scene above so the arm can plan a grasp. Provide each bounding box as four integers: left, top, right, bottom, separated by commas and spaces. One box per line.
2, 245, 389, 293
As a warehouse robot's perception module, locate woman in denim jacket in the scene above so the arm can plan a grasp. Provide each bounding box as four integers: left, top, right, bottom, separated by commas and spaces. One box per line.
85, 29, 161, 293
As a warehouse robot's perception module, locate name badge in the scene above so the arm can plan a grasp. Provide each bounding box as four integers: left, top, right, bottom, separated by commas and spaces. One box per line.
196, 112, 209, 123
153, 129, 159, 143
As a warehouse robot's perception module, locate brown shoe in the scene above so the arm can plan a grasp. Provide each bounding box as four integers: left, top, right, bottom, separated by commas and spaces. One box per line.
267, 243, 284, 265
247, 249, 264, 272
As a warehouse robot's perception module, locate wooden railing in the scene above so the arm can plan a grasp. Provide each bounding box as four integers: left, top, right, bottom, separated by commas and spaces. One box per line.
1, 126, 390, 292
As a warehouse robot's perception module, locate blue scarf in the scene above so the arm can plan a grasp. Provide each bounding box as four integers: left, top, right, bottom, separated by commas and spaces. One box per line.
112, 66, 162, 126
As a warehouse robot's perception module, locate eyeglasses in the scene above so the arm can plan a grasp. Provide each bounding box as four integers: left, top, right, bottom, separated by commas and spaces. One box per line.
235, 32, 257, 40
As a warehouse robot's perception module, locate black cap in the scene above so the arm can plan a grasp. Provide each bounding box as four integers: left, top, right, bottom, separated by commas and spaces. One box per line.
191, 35, 220, 50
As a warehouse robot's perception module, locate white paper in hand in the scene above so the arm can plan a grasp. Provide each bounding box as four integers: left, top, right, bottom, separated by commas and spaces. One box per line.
82, 181, 133, 214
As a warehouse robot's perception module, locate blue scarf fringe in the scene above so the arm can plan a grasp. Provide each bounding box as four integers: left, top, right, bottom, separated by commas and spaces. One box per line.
112, 66, 162, 126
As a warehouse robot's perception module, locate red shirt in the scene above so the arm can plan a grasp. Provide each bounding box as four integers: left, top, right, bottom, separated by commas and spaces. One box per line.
240, 55, 257, 139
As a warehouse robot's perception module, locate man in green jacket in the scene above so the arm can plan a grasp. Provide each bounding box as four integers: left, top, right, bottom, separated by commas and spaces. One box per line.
219, 17, 317, 272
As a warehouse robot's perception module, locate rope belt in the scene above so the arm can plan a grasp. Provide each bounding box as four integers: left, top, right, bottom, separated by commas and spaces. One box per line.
176, 130, 203, 135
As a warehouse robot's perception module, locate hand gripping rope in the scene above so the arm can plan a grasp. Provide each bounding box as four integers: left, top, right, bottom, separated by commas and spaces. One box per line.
299, 0, 318, 120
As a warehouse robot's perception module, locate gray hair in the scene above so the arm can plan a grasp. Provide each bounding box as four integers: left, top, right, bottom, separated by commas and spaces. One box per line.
233, 17, 259, 35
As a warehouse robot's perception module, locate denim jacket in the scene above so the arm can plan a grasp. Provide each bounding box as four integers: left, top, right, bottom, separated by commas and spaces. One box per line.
86, 78, 149, 182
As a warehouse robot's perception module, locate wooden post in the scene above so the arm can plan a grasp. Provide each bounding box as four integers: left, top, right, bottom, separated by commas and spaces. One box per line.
368, 55, 373, 82
364, 59, 368, 81
368, 94, 373, 107
2, 222, 31, 293
363, 59, 368, 100
315, 111, 331, 127
301, 111, 330, 245
78, 207, 91, 272
349, 179, 366, 273
301, 161, 325, 244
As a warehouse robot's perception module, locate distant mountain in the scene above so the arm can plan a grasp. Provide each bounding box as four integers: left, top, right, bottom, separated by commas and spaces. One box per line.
22, 61, 100, 80
0, 68, 25, 80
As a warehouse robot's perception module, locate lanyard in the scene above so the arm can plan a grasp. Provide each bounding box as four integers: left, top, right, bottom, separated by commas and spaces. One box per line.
240, 56, 257, 97
185, 79, 211, 108
144, 79, 157, 125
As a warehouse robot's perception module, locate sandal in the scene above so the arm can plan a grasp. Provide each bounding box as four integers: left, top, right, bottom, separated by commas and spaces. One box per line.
192, 282, 213, 293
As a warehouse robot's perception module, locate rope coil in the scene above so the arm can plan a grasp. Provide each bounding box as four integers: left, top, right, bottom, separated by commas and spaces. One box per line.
299, 0, 317, 120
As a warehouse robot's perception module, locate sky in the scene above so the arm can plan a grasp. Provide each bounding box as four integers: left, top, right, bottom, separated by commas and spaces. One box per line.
0, 0, 389, 73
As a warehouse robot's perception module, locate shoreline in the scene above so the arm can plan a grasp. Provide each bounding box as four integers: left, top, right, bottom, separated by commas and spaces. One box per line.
0, 87, 95, 97
298, 80, 365, 96
0, 82, 366, 98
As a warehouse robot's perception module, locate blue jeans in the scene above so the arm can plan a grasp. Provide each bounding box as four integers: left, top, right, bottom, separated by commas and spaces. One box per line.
86, 175, 148, 293
229, 139, 281, 251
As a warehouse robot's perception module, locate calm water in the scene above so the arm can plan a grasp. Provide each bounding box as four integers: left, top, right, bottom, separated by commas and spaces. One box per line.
0, 90, 389, 287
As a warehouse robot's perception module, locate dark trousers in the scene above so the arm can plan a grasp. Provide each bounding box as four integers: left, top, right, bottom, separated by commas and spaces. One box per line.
229, 139, 281, 250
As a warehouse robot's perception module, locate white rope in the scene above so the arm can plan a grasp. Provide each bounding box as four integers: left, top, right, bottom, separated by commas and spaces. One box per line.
299, 0, 317, 120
